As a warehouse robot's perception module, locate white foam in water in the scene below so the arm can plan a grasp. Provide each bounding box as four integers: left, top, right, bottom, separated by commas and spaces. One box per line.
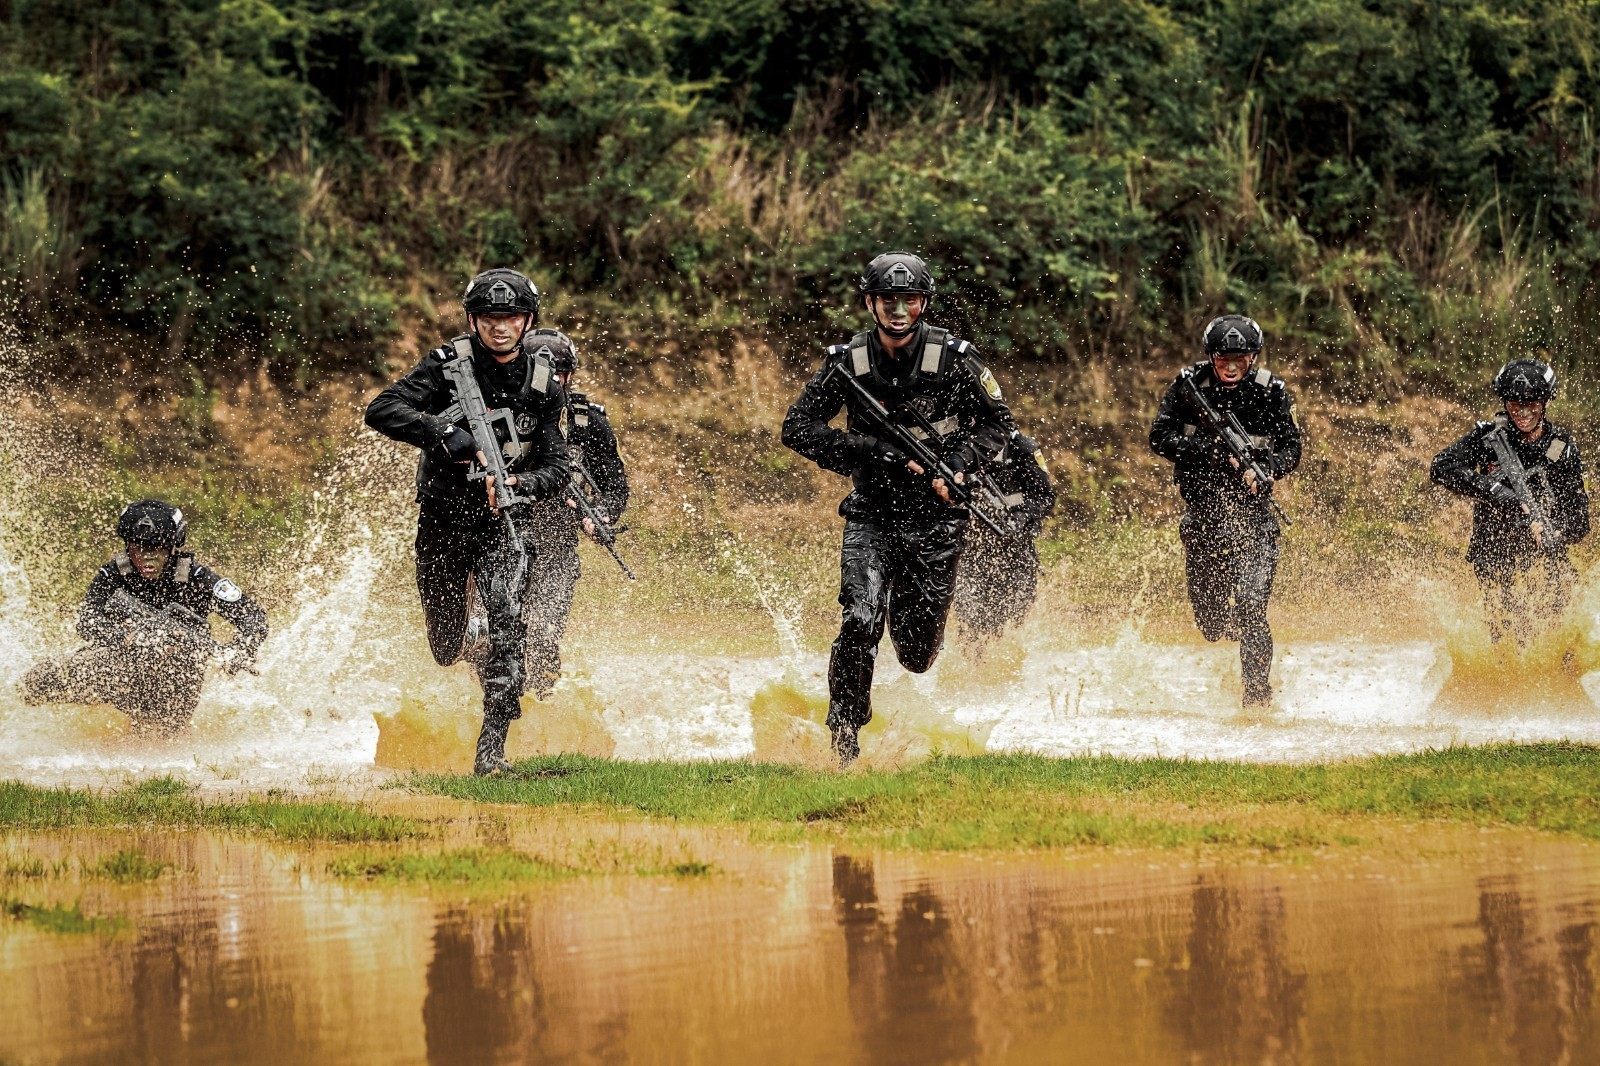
3, 371, 1599, 784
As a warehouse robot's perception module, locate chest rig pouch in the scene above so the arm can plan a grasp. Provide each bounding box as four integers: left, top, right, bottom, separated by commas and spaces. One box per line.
845, 327, 960, 443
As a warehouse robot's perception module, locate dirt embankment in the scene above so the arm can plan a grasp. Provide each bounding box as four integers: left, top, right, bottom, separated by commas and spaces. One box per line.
16, 331, 1586, 634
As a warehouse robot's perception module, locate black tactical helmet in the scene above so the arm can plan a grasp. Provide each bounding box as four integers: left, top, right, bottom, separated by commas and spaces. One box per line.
1202, 315, 1264, 355
523, 328, 578, 373
116, 499, 187, 548
859, 252, 935, 299
1492, 358, 1557, 403
463, 268, 540, 321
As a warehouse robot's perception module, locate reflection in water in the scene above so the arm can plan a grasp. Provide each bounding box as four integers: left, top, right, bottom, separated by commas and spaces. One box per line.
5, 833, 1600, 1063
1164, 879, 1307, 1064
832, 855, 980, 1064
1466, 877, 1600, 1066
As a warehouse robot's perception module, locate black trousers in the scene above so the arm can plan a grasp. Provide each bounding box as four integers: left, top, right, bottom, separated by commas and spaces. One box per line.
1474, 550, 1575, 645
828, 515, 967, 729
523, 503, 581, 699
20, 645, 205, 731
953, 524, 1041, 641
415, 497, 531, 724
1179, 506, 1279, 698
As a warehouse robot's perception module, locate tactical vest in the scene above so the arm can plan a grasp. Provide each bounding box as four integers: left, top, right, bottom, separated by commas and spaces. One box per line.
426, 337, 553, 480
840, 327, 970, 445
1180, 365, 1275, 452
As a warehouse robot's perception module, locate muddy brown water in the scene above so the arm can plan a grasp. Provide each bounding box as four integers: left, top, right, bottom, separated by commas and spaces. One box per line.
4, 828, 1600, 1064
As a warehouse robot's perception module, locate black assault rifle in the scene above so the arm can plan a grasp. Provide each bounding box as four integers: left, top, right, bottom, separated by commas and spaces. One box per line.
1181, 372, 1292, 527
822, 364, 1011, 536
567, 455, 636, 580
1485, 416, 1563, 556
105, 588, 242, 669
441, 355, 534, 514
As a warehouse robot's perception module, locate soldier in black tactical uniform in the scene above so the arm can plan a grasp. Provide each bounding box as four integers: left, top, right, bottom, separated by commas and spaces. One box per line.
365, 269, 571, 775
1430, 358, 1590, 644
1150, 315, 1301, 709
782, 251, 1013, 765
18, 499, 268, 734
953, 429, 1057, 645
520, 328, 630, 698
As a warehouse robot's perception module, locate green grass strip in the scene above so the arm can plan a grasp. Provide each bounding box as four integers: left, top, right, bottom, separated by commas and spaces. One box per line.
0, 777, 424, 843
405, 743, 1600, 849
1, 898, 126, 935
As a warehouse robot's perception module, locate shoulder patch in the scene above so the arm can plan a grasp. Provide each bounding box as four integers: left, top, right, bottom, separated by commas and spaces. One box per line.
979, 367, 1003, 400
1034, 450, 1049, 473
213, 578, 242, 603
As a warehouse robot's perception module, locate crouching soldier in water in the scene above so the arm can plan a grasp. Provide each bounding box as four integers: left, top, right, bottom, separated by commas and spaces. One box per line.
1150, 315, 1301, 709
782, 251, 1012, 765
520, 328, 629, 698
953, 429, 1057, 646
1430, 358, 1590, 644
19, 499, 267, 734
365, 269, 571, 775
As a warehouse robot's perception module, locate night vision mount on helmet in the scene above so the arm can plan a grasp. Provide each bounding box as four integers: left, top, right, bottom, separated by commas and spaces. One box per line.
463, 269, 540, 321
859, 252, 936, 299
1202, 315, 1264, 356
524, 328, 578, 373
1492, 358, 1557, 403
117, 499, 187, 548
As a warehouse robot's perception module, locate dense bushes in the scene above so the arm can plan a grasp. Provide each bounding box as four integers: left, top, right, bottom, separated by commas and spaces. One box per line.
1, 0, 1597, 385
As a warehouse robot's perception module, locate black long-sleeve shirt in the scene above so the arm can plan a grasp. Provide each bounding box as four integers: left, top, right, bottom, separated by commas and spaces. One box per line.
78, 552, 268, 655
365, 334, 570, 507
1430, 416, 1590, 566
1149, 361, 1302, 517
988, 431, 1056, 535
782, 322, 1013, 521
566, 392, 629, 521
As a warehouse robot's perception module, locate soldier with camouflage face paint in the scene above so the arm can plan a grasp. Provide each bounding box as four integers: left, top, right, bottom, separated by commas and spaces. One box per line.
1431, 357, 1591, 644
18, 499, 268, 734
782, 252, 1014, 766
1150, 315, 1302, 709
365, 269, 571, 775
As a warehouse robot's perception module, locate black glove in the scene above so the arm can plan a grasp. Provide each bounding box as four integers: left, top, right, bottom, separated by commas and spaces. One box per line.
864, 437, 910, 471
440, 426, 477, 462
945, 441, 980, 476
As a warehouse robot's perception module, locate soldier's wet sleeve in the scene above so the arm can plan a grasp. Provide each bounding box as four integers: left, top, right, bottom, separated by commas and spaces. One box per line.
364, 353, 456, 450
1430, 428, 1497, 502
1267, 382, 1302, 478
511, 386, 573, 502
1553, 438, 1591, 544
782, 356, 869, 476
947, 352, 1013, 473
74, 568, 124, 645
1016, 445, 1057, 524
1149, 377, 1204, 464
586, 410, 631, 519
188, 562, 268, 655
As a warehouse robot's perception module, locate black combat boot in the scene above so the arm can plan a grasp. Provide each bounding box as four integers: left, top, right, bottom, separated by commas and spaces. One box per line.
473, 716, 514, 776
1241, 681, 1273, 711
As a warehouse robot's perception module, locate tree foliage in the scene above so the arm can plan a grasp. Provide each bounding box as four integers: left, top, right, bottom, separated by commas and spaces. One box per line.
2, 0, 1597, 381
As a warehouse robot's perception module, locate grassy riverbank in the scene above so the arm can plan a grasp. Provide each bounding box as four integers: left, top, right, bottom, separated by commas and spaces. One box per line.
408, 744, 1600, 851
10, 743, 1600, 857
